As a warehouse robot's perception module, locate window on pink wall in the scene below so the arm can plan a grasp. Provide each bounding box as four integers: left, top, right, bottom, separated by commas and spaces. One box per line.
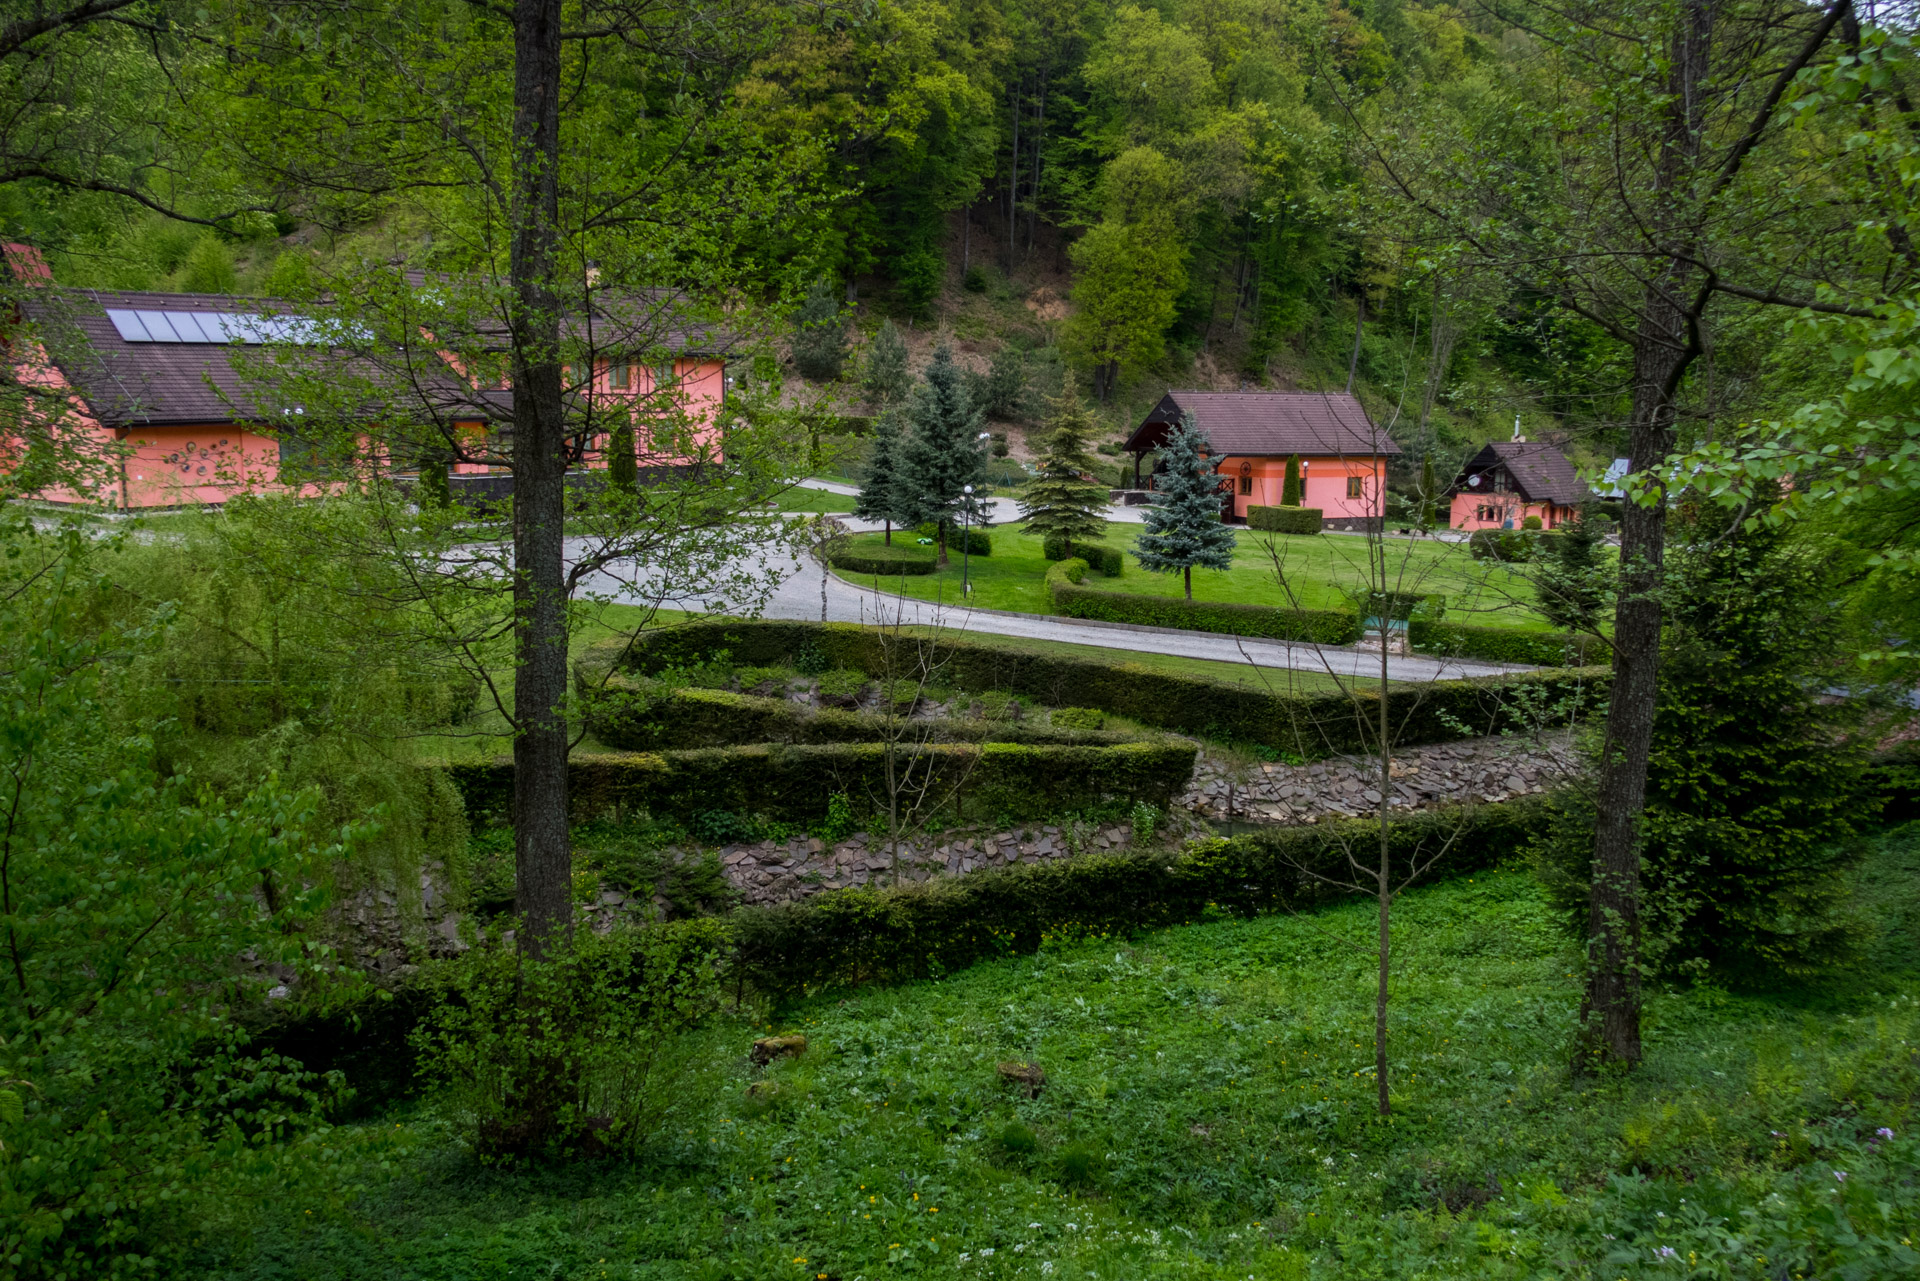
1346, 475, 1364, 499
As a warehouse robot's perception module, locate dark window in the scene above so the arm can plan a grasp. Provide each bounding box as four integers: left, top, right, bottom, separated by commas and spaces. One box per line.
1347, 475, 1364, 499
608, 364, 631, 390
1239, 462, 1253, 495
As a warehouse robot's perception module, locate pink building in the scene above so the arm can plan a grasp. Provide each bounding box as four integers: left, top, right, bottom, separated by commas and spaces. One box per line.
3, 249, 727, 509
1446, 440, 1590, 531
1124, 391, 1401, 531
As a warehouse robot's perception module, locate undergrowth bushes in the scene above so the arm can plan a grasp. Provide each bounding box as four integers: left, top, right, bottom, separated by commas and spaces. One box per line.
827, 546, 935, 576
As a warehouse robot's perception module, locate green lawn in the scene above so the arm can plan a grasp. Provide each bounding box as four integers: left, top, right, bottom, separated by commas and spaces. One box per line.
205, 826, 1920, 1279
766, 484, 859, 513
835, 522, 1552, 628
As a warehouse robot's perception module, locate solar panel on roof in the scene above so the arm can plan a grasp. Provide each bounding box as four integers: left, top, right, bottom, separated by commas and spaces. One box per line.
104, 309, 150, 342
102, 305, 364, 346
134, 310, 182, 342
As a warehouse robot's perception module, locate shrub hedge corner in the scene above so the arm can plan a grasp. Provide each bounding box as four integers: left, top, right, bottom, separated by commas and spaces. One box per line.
1247, 505, 1323, 535
830, 546, 937, 576
1046, 559, 1363, 647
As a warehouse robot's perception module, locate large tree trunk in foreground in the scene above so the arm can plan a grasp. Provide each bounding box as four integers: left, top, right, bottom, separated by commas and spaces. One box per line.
1579, 0, 1711, 1067
509, 0, 571, 959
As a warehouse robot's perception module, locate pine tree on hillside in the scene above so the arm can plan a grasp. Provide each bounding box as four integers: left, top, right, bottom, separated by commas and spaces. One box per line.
862, 320, 911, 406
1019, 385, 1109, 556
1135, 416, 1236, 599
1282, 453, 1303, 506
897, 343, 990, 564
791, 278, 849, 382
854, 410, 908, 545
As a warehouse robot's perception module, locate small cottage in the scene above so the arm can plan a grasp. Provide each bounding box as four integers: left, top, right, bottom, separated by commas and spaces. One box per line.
1123, 390, 1401, 530
1446, 440, 1590, 530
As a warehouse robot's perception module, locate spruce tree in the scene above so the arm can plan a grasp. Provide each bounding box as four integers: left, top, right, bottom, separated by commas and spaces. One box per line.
983, 346, 1027, 420
1534, 508, 1609, 631
861, 319, 911, 406
897, 343, 990, 564
607, 420, 638, 491
1282, 453, 1303, 506
1019, 385, 1109, 556
791, 278, 848, 382
854, 410, 907, 545
1134, 415, 1236, 599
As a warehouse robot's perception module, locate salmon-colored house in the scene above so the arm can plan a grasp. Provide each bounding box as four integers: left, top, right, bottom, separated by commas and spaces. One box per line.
1446, 440, 1590, 531
1124, 391, 1401, 531
3, 247, 727, 509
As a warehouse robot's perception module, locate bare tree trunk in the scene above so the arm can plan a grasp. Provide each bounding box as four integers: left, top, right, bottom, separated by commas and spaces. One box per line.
1580, 0, 1711, 1068
1007, 79, 1020, 268
1345, 294, 1365, 395
509, 0, 571, 960
1028, 74, 1046, 257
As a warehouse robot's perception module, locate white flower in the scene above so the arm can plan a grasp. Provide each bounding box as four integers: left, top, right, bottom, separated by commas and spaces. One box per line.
1040, 1264, 1055, 1276
1322, 1156, 1335, 1168
1014, 1244, 1025, 1254
958, 1254, 970, 1264
980, 1249, 994, 1258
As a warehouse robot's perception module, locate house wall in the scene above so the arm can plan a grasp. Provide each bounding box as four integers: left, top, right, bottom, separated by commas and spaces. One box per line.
582, 357, 726, 468
1447, 492, 1574, 531
1215, 454, 1386, 523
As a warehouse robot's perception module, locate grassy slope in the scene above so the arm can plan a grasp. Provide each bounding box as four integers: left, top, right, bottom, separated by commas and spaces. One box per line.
835, 522, 1550, 629
210, 827, 1920, 1280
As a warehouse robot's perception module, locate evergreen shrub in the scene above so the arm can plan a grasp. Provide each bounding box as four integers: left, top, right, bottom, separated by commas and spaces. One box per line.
1247, 505, 1323, 534
729, 797, 1554, 997
1040, 533, 1123, 575
1409, 619, 1607, 666
829, 546, 937, 576
1047, 559, 1362, 646
913, 523, 991, 555
612, 620, 1608, 756
440, 739, 1199, 829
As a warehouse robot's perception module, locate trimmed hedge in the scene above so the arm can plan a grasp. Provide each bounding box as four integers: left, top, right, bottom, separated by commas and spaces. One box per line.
1047, 559, 1363, 646
1468, 528, 1565, 563
1410, 619, 1607, 666
829, 546, 937, 576
582, 680, 1147, 751
439, 738, 1197, 827
913, 524, 991, 556
613, 619, 1610, 757
731, 796, 1554, 997
1247, 504, 1323, 534
1041, 533, 1125, 576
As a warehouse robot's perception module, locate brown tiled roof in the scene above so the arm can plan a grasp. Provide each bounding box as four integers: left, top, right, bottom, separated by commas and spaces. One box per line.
1448, 441, 1591, 505
1124, 391, 1402, 457
23, 288, 349, 428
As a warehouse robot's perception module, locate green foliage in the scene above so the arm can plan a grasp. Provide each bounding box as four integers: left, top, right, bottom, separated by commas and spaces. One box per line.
615, 619, 1608, 760
1533, 510, 1612, 633
896, 343, 991, 554
179, 236, 238, 294
1247, 504, 1322, 534
1019, 386, 1111, 554
860, 320, 911, 406
982, 346, 1026, 420
1469, 527, 1557, 562
1049, 558, 1361, 646
1539, 521, 1869, 978
1062, 146, 1189, 397
412, 921, 729, 1162
827, 545, 936, 575
1041, 535, 1124, 575
1129, 799, 1162, 844
0, 521, 353, 1275
1048, 707, 1105, 731
1282, 453, 1303, 506
1409, 618, 1607, 666
1521, 514, 1543, 531
1419, 452, 1438, 528
445, 739, 1198, 831
1134, 417, 1236, 597
790, 278, 848, 381
606, 419, 638, 491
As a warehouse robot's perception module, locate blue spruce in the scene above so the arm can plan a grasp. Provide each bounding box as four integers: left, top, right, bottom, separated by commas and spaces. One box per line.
1134, 415, 1236, 599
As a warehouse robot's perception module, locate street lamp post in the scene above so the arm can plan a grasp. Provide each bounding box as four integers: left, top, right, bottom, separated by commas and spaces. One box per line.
961, 483, 974, 596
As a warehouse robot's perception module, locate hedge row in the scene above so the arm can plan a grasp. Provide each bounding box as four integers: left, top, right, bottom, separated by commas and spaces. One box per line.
1468, 528, 1565, 563
1046, 559, 1364, 647
1247, 505, 1323, 535
439, 739, 1197, 827
913, 524, 992, 556
615, 619, 1611, 756
1041, 534, 1126, 576
731, 796, 1554, 998
1410, 619, 1608, 667
582, 680, 1146, 751
829, 547, 936, 576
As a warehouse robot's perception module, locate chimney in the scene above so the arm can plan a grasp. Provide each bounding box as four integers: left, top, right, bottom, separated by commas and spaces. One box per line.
4, 243, 51, 286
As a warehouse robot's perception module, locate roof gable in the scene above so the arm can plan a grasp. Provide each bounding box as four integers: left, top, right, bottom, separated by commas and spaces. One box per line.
1448, 440, 1591, 505
1125, 390, 1400, 457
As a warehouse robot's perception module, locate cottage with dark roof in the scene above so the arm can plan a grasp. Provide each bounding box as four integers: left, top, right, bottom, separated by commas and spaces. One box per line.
1446, 439, 1591, 531
1123, 390, 1401, 530
4, 245, 728, 509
